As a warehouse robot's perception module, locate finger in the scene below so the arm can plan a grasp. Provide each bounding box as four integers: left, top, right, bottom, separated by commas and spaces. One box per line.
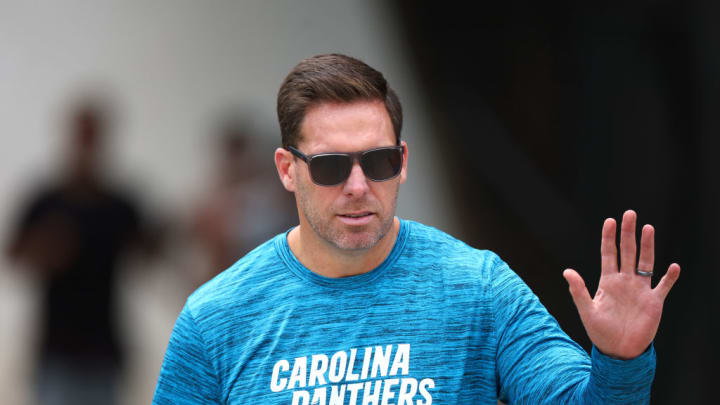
563, 269, 593, 315
619, 210, 637, 274
600, 218, 618, 275
636, 224, 654, 284
654, 263, 681, 300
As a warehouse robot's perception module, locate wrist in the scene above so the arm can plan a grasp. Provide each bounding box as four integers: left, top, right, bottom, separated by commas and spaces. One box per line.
594, 342, 654, 360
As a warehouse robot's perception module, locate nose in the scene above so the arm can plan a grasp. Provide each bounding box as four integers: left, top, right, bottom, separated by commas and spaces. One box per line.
342, 161, 370, 196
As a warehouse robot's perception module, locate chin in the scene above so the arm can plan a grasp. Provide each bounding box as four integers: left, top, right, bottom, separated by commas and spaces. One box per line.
331, 232, 381, 251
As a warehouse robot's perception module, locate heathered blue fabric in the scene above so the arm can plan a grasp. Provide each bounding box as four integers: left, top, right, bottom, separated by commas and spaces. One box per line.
153, 219, 655, 404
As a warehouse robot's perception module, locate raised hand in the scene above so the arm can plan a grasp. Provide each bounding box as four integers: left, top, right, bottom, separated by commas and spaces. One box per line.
562, 210, 681, 360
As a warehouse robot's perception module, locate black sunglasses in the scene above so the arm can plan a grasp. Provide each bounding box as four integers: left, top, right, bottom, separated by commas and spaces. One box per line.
286, 145, 404, 186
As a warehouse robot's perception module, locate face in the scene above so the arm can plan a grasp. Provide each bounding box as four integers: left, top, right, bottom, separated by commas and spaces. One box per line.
278, 100, 408, 251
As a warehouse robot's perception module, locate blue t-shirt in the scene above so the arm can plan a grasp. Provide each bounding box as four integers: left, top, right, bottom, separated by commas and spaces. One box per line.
153, 219, 655, 404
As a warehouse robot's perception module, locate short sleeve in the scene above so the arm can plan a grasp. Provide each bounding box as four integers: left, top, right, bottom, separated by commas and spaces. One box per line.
153, 303, 221, 404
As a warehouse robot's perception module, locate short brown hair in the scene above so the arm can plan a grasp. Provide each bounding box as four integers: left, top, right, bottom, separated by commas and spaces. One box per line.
277, 53, 403, 148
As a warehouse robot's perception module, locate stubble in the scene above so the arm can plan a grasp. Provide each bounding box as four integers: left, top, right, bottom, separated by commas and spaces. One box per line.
296, 179, 398, 251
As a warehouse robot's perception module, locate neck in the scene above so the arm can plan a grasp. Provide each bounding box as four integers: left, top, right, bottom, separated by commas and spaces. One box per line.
287, 217, 400, 278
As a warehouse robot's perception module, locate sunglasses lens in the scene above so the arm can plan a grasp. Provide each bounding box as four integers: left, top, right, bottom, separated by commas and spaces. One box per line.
362, 148, 402, 181
309, 154, 352, 185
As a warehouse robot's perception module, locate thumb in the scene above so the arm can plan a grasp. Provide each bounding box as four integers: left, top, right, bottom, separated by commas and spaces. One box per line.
563, 269, 593, 315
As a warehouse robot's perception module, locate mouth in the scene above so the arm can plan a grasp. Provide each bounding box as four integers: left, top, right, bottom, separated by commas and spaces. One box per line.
337, 212, 375, 225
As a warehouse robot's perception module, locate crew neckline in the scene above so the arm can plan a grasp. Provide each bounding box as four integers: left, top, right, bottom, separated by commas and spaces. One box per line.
274, 218, 409, 289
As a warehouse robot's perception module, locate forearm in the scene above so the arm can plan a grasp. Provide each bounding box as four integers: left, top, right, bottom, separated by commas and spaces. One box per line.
497, 332, 654, 404
492, 255, 655, 404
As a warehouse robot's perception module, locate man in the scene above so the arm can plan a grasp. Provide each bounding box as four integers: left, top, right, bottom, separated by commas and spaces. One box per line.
153, 54, 680, 404
187, 117, 296, 289
7, 100, 147, 405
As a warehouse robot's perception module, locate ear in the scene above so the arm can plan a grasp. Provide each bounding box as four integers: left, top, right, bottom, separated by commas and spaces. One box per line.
274, 147, 297, 192
398, 140, 409, 184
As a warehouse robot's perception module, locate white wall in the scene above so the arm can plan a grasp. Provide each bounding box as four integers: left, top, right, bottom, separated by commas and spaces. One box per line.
0, 0, 458, 233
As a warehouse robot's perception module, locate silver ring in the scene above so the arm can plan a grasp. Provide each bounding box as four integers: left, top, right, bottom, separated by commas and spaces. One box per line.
636, 269, 654, 277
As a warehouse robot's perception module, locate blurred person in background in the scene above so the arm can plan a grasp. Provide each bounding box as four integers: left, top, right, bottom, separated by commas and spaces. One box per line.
187, 115, 296, 289
6, 98, 153, 405
153, 54, 681, 403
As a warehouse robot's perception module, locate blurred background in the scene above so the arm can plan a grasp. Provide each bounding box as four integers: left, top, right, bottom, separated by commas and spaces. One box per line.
0, 0, 713, 404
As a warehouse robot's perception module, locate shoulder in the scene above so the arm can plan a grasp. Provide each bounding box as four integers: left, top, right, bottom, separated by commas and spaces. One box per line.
400, 219, 507, 283
22, 184, 64, 210
101, 184, 142, 214
13, 185, 65, 227
184, 234, 288, 320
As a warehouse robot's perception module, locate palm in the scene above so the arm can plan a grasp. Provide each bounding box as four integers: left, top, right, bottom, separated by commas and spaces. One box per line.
563, 210, 680, 359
